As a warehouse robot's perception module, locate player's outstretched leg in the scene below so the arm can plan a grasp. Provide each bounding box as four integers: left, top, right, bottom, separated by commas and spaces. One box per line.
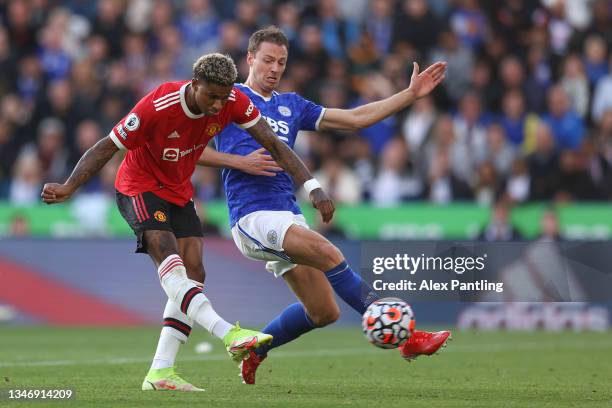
399, 330, 452, 361
241, 266, 339, 384
143, 298, 202, 391
283, 226, 453, 361
157, 253, 272, 362
240, 302, 315, 384
323, 259, 454, 360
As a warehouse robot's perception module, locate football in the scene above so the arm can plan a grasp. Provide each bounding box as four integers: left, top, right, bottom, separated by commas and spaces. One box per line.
362, 298, 415, 349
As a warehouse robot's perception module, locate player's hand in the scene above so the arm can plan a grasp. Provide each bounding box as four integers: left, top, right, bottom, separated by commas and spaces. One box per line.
240, 148, 283, 177
41, 183, 75, 204
408, 61, 447, 99
310, 188, 335, 223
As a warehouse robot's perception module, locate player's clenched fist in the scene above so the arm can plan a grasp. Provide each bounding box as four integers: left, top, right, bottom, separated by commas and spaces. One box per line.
309, 188, 335, 223
41, 183, 75, 204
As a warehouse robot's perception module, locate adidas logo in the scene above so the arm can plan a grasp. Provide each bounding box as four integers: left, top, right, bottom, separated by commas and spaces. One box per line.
167, 131, 180, 139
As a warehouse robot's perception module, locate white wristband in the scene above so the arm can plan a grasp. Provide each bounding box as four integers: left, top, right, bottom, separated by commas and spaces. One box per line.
303, 178, 321, 195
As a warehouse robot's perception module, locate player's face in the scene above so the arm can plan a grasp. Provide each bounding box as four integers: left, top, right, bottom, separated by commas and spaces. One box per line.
247, 41, 288, 93
192, 79, 233, 115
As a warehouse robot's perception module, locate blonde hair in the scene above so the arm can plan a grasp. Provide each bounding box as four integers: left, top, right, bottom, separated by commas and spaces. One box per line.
192, 53, 237, 86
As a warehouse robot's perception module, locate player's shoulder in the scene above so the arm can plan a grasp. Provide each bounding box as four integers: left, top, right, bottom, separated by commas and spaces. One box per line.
276, 90, 308, 105
147, 81, 187, 103
135, 81, 188, 116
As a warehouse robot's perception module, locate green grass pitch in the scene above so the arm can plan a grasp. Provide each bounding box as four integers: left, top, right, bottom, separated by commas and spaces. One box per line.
1, 327, 611, 407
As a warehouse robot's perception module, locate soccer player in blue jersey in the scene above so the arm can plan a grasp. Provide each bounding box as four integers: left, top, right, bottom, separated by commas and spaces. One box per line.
153, 26, 449, 385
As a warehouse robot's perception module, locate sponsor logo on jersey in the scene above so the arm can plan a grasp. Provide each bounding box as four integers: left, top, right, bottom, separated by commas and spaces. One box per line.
116, 124, 128, 140
278, 106, 292, 117
245, 100, 255, 117
179, 143, 204, 158
263, 116, 289, 135
154, 211, 167, 222
167, 131, 180, 139
206, 123, 222, 136
125, 113, 140, 131
267, 230, 278, 246
162, 148, 179, 161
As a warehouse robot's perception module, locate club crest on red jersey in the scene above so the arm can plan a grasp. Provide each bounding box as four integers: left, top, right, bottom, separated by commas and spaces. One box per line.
206, 123, 221, 136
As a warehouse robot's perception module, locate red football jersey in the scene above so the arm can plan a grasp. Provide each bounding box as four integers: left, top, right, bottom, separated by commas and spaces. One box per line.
109, 81, 261, 206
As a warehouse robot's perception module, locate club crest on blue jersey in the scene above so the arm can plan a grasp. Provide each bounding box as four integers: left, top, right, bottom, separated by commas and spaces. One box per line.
278, 106, 291, 117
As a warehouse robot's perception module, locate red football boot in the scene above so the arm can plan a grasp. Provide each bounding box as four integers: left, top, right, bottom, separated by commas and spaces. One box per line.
239, 350, 266, 384
399, 330, 452, 361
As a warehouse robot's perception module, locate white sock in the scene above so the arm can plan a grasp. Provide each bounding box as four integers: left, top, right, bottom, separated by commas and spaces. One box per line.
150, 299, 195, 370
151, 328, 181, 369
158, 254, 234, 340
210, 318, 234, 338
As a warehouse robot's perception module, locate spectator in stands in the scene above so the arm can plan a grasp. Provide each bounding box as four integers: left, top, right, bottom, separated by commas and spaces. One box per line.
505, 158, 531, 204
556, 149, 602, 201
592, 55, 612, 125
543, 85, 585, 150
392, 0, 441, 59
354, 72, 397, 155
401, 95, 437, 155
449, 0, 489, 52
473, 161, 500, 206
372, 138, 423, 206
426, 149, 472, 204
0, 119, 18, 198
478, 123, 516, 177
479, 200, 522, 241
559, 54, 590, 119
527, 122, 561, 200
315, 156, 362, 205
36, 117, 69, 183
452, 91, 488, 182
429, 29, 473, 102
9, 148, 43, 205
499, 89, 539, 151
582, 34, 608, 86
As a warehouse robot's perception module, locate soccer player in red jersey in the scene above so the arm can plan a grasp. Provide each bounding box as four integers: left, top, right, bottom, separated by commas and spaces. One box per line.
41, 53, 335, 391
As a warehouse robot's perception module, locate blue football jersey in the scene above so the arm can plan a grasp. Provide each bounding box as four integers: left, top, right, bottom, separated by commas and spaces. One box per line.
214, 84, 325, 227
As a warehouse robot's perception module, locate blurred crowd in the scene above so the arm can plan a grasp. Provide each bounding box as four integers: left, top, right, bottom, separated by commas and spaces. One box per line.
1, 0, 612, 209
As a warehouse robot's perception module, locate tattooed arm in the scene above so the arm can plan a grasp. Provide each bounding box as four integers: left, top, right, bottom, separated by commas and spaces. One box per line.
245, 118, 335, 222
41, 136, 119, 204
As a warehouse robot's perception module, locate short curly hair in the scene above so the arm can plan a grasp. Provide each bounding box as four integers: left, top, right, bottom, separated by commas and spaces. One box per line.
192, 53, 237, 86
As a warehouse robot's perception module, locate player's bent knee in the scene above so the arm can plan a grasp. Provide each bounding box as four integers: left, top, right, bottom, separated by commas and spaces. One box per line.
314, 241, 344, 269
308, 305, 340, 327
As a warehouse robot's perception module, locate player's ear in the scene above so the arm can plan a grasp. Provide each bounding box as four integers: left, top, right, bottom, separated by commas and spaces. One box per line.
191, 78, 200, 92
246, 51, 255, 66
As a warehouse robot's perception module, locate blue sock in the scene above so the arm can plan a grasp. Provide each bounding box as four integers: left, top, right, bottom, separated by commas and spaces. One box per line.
325, 260, 380, 314
254, 302, 315, 357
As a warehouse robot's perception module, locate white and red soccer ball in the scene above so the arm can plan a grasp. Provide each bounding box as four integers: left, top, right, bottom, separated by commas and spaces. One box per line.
362, 298, 415, 349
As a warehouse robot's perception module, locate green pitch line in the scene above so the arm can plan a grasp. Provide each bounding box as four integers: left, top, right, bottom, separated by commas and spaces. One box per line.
0, 327, 611, 408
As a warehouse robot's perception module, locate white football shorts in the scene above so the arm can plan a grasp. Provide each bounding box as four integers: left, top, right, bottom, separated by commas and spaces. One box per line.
231, 210, 309, 277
